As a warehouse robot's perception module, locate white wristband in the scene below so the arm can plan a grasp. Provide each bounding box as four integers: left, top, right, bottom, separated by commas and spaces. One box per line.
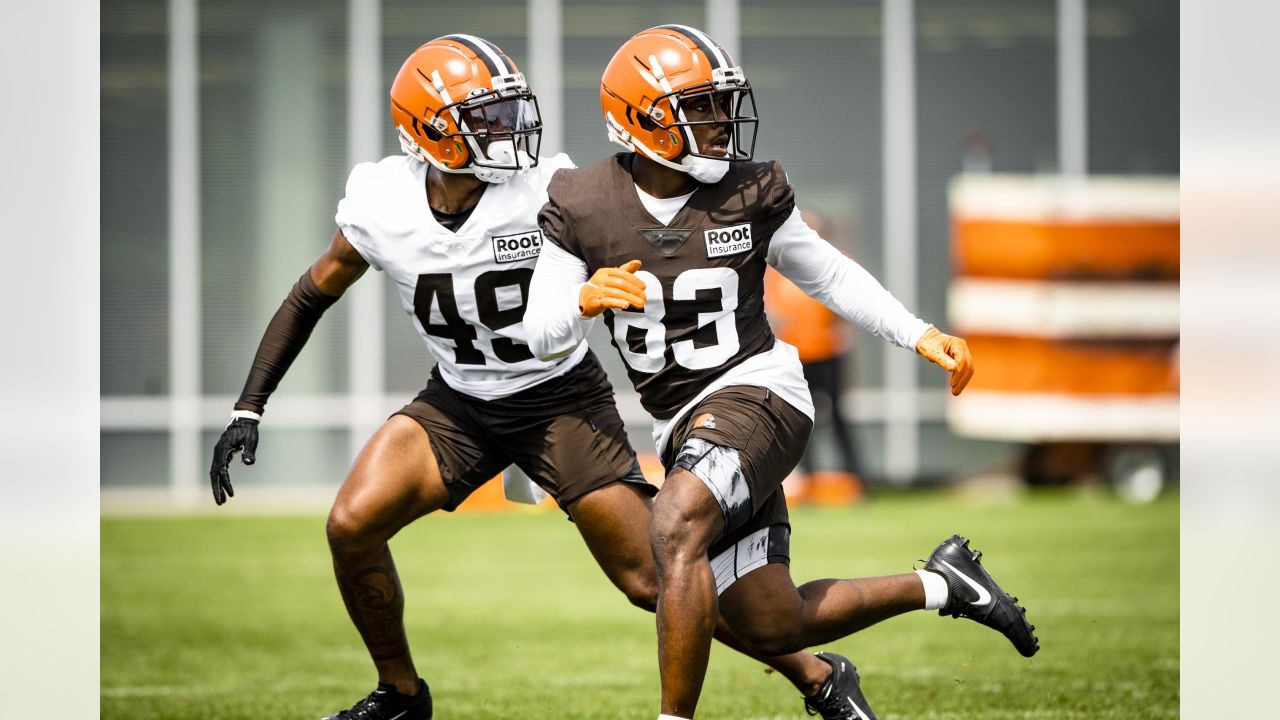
230, 409, 262, 423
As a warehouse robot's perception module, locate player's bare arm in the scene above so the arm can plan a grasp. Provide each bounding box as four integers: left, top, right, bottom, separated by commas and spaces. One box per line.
311, 227, 372, 295
207, 228, 368, 505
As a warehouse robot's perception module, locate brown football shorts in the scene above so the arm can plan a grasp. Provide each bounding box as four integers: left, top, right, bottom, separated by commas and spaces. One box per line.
395, 351, 653, 514
661, 384, 814, 561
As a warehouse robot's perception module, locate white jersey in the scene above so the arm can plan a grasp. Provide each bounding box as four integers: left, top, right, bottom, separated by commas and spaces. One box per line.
335, 153, 587, 400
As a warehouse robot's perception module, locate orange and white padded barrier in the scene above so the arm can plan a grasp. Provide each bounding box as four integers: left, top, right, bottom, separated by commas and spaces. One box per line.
951, 175, 1178, 280
946, 174, 1179, 443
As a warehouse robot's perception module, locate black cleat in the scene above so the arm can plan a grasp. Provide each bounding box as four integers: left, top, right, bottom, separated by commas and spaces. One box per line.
924, 534, 1040, 657
803, 652, 877, 720
321, 679, 432, 720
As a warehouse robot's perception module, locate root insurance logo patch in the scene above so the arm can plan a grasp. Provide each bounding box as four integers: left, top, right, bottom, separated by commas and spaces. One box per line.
704, 223, 753, 258
492, 230, 543, 263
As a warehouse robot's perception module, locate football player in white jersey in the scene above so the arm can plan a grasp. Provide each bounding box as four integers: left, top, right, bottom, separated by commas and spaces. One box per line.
208, 36, 872, 720
525, 26, 1040, 720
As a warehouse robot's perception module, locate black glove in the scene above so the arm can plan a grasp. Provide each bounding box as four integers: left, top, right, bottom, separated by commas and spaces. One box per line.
209, 416, 260, 505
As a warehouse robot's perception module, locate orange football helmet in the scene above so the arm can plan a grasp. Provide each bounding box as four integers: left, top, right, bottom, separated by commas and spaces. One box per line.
390, 35, 542, 183
600, 25, 757, 176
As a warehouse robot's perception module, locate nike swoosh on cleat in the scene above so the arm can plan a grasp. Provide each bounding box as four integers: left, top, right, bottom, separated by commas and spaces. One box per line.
939, 559, 993, 606
847, 696, 871, 720
387, 712, 407, 720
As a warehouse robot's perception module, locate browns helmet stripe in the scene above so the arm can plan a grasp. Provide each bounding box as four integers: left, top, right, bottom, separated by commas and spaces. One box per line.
440, 34, 512, 76
656, 24, 732, 69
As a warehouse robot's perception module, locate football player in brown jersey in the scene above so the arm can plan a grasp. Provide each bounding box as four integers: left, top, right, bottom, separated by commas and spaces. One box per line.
525, 25, 1039, 720
208, 34, 875, 720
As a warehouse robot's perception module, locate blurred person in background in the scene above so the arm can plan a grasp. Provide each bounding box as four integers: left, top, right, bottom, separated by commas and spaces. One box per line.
525, 24, 1038, 720
207, 34, 874, 720
764, 210, 864, 504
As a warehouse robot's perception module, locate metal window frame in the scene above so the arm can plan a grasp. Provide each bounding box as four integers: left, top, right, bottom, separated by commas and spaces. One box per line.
168, 0, 200, 505
883, 0, 919, 482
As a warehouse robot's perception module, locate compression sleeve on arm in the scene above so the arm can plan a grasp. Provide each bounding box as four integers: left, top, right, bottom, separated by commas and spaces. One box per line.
524, 240, 596, 361
767, 208, 931, 350
234, 271, 341, 414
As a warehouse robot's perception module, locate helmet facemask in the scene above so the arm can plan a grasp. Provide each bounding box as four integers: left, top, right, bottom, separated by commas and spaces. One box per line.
408, 71, 544, 184
631, 63, 758, 183
661, 74, 757, 162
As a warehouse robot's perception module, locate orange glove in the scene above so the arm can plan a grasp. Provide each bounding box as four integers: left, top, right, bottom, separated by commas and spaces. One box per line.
916, 327, 975, 396
579, 260, 646, 317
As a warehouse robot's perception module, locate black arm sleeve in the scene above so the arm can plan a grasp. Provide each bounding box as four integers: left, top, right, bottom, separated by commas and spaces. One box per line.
233, 271, 340, 414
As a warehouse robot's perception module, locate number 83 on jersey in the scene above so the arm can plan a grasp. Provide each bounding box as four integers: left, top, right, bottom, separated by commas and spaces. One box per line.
609, 267, 741, 373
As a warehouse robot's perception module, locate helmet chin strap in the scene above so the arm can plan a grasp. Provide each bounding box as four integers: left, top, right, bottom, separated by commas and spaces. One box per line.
608, 120, 730, 185
404, 132, 529, 185
471, 139, 531, 184
680, 154, 730, 184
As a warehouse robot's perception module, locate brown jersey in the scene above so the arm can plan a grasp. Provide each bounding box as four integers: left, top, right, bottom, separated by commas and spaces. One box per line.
539, 153, 796, 420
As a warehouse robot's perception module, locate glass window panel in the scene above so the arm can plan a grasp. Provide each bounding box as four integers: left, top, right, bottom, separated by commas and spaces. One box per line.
102, 431, 170, 487
1087, 0, 1178, 173
102, 0, 170, 396
199, 0, 351, 396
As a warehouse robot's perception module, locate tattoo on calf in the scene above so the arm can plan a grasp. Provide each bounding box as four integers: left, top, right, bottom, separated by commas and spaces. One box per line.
338, 548, 411, 660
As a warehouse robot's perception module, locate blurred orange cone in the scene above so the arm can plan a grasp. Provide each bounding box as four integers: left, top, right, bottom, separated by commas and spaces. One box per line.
783, 471, 810, 505
806, 471, 865, 505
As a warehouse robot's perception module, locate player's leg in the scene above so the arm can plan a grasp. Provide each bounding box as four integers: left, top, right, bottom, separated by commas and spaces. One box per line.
507, 353, 840, 703
717, 533, 1039, 660
704, 519, 886, 720
797, 358, 829, 477
325, 414, 448, 695
717, 558, 925, 658
707, 480, 1036, 671
648, 467, 731, 718
648, 384, 891, 719
819, 356, 862, 477
495, 355, 741, 716
803, 356, 861, 478
503, 358, 811, 715
323, 380, 508, 720
648, 477, 899, 720
645, 386, 812, 718
567, 482, 835, 698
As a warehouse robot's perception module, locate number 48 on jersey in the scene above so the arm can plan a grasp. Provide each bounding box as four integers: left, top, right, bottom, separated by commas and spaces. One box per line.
413, 269, 536, 365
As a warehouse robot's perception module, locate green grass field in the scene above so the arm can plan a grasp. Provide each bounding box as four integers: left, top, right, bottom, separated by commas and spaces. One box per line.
102, 490, 1178, 719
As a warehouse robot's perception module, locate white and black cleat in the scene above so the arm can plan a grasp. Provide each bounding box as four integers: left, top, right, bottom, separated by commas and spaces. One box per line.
803, 652, 877, 720
924, 534, 1040, 657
